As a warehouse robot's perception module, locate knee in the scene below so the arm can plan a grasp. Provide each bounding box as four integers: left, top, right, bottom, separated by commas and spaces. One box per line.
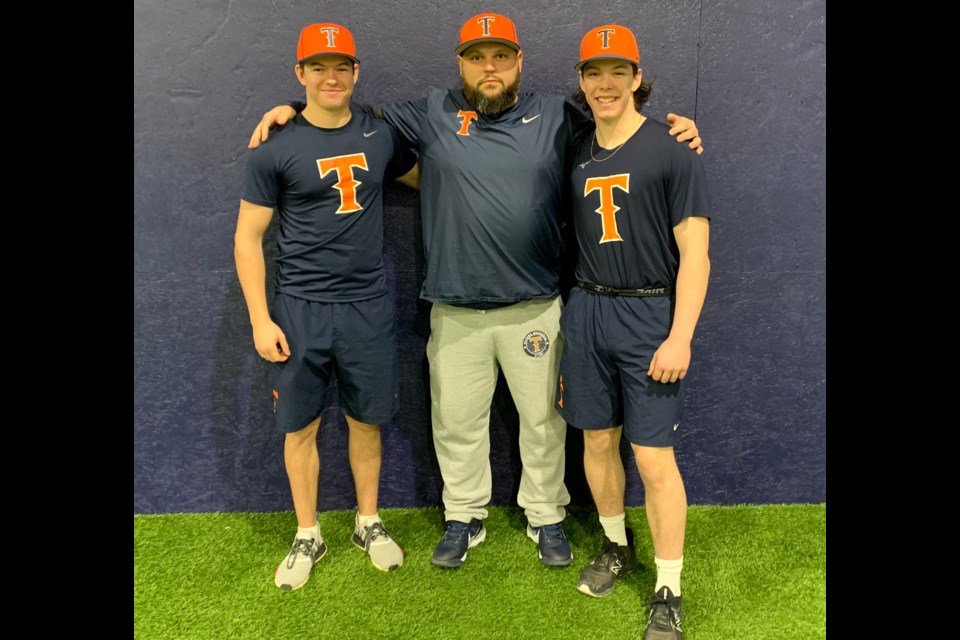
286, 418, 321, 446
633, 447, 679, 485
583, 429, 619, 456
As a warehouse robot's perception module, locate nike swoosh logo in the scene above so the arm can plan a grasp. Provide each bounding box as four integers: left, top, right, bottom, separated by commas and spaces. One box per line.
522, 114, 541, 124
363, 130, 377, 137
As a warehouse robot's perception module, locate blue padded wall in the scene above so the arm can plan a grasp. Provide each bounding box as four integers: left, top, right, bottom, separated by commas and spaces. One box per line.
134, 0, 825, 513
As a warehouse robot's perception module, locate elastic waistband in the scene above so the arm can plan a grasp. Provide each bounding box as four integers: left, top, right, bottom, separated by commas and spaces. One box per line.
577, 281, 673, 297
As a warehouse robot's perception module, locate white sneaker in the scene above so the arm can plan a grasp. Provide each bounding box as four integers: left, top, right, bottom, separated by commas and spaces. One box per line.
274, 536, 327, 591
352, 520, 403, 571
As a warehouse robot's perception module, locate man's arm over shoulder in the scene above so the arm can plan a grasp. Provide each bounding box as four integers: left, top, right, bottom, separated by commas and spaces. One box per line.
666, 113, 703, 155
374, 96, 430, 148
248, 101, 301, 149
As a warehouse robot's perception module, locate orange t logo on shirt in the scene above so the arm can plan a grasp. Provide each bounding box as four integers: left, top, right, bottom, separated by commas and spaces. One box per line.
583, 174, 630, 243
317, 153, 369, 213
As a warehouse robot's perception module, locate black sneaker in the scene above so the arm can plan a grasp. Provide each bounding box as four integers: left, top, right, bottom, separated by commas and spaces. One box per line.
525, 522, 573, 566
431, 518, 486, 568
643, 586, 684, 640
576, 528, 639, 597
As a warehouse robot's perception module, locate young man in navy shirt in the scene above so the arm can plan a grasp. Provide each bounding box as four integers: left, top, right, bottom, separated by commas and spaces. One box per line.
558, 24, 710, 640
235, 22, 418, 590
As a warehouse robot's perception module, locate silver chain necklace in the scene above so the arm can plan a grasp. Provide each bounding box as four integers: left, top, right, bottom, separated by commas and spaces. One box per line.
590, 133, 626, 163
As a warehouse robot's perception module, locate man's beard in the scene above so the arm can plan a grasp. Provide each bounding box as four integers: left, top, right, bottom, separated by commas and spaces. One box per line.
463, 74, 521, 116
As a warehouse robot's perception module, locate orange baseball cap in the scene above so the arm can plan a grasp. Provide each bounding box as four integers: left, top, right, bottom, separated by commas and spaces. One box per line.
576, 24, 639, 70
297, 23, 359, 64
456, 13, 520, 55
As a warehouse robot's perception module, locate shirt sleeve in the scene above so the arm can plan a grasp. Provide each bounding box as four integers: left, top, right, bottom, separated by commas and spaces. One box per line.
374, 97, 428, 148
354, 102, 376, 118
385, 123, 418, 180
666, 142, 711, 227
563, 99, 594, 142
240, 144, 281, 207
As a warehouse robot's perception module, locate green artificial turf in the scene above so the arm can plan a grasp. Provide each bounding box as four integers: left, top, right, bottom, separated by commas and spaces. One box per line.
134, 504, 825, 639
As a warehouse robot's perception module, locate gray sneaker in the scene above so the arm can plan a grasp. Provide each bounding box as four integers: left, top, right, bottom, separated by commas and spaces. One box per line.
274, 536, 327, 591
352, 520, 404, 571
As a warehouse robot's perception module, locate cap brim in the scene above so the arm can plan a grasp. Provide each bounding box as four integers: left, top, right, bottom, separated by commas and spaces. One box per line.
575, 54, 638, 70
456, 38, 520, 55
298, 53, 360, 65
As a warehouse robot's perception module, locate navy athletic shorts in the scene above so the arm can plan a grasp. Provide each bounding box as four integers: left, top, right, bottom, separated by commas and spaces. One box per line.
269, 292, 399, 433
556, 287, 683, 447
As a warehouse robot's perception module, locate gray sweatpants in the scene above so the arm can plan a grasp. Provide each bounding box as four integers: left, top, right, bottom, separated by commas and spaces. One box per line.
426, 297, 571, 527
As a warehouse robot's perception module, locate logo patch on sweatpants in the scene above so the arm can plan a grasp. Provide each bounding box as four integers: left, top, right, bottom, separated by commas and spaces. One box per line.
522, 330, 550, 357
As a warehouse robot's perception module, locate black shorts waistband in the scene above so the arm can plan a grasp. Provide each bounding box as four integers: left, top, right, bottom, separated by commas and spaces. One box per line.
577, 281, 673, 297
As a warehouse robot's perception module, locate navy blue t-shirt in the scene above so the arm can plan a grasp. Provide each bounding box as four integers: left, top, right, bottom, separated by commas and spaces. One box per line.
379, 90, 590, 306
242, 111, 415, 302
570, 118, 710, 290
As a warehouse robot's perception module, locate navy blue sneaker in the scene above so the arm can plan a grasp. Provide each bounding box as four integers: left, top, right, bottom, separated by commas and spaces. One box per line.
643, 586, 684, 640
526, 522, 573, 566
431, 518, 486, 568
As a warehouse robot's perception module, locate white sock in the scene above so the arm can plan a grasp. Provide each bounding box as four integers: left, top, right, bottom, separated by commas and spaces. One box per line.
356, 511, 381, 529
297, 521, 321, 543
598, 513, 628, 546
654, 556, 683, 596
